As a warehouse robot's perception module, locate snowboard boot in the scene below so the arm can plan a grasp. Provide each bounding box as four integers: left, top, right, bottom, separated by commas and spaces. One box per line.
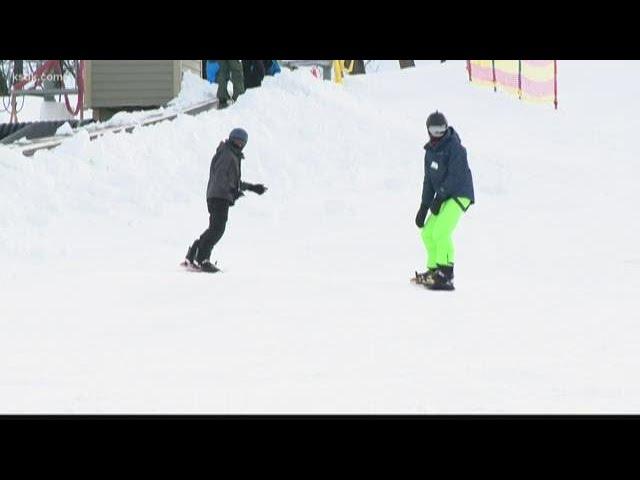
183, 240, 200, 267
426, 265, 455, 291
198, 259, 220, 273
218, 98, 235, 110
415, 268, 437, 285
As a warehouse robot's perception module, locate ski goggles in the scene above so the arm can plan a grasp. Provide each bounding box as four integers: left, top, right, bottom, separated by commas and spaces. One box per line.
427, 125, 447, 137
231, 138, 247, 149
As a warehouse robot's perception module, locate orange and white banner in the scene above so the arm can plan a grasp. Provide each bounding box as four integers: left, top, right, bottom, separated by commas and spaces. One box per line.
467, 60, 558, 109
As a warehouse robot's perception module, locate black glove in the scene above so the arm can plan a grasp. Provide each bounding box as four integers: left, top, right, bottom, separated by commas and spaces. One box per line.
249, 184, 267, 195
430, 194, 446, 215
415, 205, 428, 228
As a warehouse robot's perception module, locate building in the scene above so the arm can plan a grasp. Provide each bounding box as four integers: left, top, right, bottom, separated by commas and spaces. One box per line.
84, 60, 202, 121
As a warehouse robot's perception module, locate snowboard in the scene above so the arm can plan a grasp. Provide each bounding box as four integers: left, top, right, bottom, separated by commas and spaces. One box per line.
410, 271, 455, 290
180, 260, 221, 273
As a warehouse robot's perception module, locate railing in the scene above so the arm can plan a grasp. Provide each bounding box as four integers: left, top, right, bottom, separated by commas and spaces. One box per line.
3, 60, 85, 123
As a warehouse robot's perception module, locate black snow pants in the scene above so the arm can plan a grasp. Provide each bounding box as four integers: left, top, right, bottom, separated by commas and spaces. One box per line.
195, 198, 230, 263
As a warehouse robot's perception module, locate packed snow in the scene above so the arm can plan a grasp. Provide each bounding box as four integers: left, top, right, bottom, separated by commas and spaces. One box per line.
1, 60, 639, 413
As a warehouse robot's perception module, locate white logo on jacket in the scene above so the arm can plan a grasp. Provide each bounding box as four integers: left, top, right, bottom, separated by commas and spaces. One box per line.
430, 161, 439, 170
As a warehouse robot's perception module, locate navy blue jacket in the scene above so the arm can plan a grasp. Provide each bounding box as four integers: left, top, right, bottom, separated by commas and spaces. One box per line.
420, 127, 475, 209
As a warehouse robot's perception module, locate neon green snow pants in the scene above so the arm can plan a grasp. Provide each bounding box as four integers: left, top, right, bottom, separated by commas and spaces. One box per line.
420, 197, 471, 269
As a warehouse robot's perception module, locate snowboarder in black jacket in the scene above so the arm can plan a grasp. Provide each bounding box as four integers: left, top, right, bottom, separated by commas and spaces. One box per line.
182, 128, 267, 272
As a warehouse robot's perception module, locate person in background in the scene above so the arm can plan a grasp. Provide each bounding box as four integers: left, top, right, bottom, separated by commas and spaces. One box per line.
263, 60, 281, 76
206, 60, 220, 84
217, 60, 245, 108
241, 60, 266, 89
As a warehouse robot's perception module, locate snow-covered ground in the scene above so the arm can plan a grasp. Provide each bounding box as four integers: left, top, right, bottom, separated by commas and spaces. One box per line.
1, 60, 639, 413
1, 96, 72, 123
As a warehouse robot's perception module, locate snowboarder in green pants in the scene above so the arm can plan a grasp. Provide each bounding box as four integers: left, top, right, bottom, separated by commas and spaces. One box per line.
414, 111, 475, 290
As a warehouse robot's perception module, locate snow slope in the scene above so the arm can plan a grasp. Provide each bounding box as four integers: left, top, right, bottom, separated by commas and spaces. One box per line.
1, 61, 639, 413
